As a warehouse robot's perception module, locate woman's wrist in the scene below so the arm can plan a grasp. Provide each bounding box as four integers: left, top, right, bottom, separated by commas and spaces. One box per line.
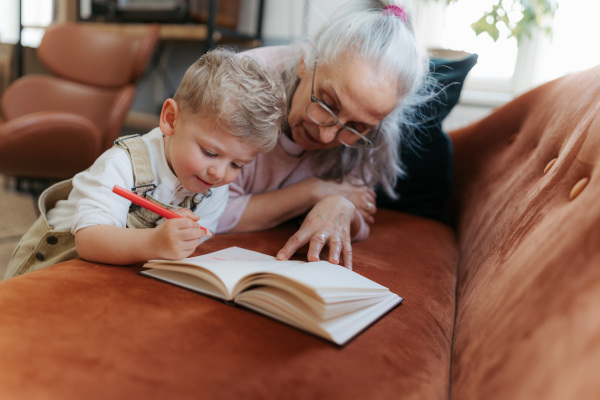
300, 177, 327, 205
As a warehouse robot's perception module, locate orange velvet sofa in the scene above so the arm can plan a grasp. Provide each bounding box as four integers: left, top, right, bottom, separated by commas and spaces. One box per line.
1, 65, 600, 399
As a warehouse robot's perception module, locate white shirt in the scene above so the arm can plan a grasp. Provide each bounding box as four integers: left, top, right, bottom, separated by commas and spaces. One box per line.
47, 128, 228, 239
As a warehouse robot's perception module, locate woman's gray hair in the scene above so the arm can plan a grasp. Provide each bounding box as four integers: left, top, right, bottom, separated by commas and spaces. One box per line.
285, 0, 432, 197
174, 47, 287, 153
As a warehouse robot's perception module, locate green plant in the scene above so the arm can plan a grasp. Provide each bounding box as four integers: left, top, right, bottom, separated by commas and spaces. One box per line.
445, 0, 559, 43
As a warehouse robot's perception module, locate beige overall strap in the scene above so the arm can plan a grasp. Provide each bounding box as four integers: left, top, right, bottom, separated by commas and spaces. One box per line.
112, 134, 208, 229
113, 135, 156, 195
113, 135, 163, 228
179, 189, 213, 211
114, 134, 189, 229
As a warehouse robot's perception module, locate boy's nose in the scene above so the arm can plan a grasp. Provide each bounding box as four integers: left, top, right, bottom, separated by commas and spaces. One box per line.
207, 163, 226, 181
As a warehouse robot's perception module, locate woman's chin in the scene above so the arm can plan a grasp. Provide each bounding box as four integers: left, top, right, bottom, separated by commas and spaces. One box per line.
292, 127, 323, 150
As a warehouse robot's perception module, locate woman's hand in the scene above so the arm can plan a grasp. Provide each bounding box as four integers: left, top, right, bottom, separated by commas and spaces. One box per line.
316, 179, 377, 224
276, 195, 359, 269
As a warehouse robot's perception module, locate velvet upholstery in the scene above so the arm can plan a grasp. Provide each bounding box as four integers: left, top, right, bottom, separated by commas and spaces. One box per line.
2, 65, 600, 399
0, 211, 457, 399
449, 65, 600, 399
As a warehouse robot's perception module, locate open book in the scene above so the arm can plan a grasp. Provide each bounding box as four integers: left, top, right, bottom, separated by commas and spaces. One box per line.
141, 247, 402, 345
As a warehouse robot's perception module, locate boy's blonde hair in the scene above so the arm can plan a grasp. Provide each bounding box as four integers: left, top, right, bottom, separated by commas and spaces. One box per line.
174, 48, 286, 152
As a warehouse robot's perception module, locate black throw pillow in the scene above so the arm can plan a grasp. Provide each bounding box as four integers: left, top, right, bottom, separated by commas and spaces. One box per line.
376, 51, 478, 224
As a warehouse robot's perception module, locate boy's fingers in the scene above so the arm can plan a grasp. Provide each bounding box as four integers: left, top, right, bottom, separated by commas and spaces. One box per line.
173, 208, 200, 220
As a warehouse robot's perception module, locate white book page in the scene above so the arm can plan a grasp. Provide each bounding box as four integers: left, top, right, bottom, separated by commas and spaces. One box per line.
141, 268, 227, 299
145, 247, 303, 296
189, 247, 277, 262
144, 247, 393, 302
237, 287, 402, 345
267, 261, 390, 294
196, 252, 392, 300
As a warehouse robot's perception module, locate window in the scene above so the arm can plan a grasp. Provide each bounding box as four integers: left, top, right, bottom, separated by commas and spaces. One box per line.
21, 0, 53, 47
0, 0, 20, 44
0, 0, 53, 47
426, 0, 600, 103
442, 0, 518, 89
535, 0, 600, 84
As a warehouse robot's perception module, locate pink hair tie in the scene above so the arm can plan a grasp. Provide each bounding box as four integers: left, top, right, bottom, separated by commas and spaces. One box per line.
382, 5, 407, 22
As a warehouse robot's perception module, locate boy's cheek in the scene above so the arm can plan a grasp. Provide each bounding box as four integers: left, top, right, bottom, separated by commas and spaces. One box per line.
221, 169, 243, 186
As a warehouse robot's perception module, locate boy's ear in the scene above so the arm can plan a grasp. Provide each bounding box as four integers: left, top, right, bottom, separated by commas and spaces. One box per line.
159, 99, 179, 136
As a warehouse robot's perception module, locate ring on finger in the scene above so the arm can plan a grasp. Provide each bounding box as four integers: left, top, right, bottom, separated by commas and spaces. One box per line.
365, 202, 374, 212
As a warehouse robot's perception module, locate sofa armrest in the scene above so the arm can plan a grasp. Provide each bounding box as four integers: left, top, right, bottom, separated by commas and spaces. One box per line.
0, 111, 102, 179
449, 65, 600, 399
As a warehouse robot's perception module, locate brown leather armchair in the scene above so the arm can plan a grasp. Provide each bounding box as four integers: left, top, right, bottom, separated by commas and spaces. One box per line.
0, 22, 159, 183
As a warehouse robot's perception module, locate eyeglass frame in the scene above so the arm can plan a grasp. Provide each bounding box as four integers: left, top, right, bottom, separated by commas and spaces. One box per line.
306, 62, 380, 149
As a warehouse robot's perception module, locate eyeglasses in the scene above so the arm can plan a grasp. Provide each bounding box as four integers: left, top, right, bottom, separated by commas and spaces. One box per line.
306, 62, 380, 148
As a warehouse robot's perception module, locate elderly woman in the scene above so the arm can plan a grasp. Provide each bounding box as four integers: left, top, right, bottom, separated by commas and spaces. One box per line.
217, 1, 430, 269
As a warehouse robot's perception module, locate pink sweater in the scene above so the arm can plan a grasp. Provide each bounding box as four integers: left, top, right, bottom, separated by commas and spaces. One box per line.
215, 46, 369, 240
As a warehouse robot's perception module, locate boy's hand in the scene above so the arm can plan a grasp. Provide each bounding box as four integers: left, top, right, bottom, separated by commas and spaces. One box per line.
152, 216, 209, 260
171, 207, 200, 221
152, 208, 212, 260
171, 207, 213, 236
75, 208, 212, 265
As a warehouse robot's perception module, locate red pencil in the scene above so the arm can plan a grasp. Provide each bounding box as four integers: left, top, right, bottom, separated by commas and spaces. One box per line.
112, 185, 207, 234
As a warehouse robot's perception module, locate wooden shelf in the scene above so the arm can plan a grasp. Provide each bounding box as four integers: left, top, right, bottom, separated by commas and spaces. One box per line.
79, 22, 209, 41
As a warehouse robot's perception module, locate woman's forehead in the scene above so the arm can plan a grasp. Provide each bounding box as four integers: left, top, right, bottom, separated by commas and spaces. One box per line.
317, 58, 399, 123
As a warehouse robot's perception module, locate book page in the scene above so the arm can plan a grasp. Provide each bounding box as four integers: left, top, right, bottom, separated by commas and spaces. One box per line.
144, 247, 303, 297
141, 268, 226, 299
145, 247, 391, 300
192, 247, 277, 262
232, 261, 394, 319
141, 247, 403, 345
236, 286, 402, 345
255, 261, 390, 298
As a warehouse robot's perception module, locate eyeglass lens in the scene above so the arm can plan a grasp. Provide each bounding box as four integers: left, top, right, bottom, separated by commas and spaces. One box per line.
306, 102, 374, 147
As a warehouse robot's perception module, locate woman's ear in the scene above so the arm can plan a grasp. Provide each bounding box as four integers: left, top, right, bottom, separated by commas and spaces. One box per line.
297, 56, 306, 79
159, 99, 179, 136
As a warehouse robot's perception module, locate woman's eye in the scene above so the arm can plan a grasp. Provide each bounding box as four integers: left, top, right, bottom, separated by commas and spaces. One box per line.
231, 163, 243, 169
322, 99, 336, 111
201, 148, 217, 157
349, 122, 370, 133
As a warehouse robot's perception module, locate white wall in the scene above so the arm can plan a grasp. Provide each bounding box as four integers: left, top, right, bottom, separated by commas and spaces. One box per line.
238, 0, 346, 44
0, 0, 20, 44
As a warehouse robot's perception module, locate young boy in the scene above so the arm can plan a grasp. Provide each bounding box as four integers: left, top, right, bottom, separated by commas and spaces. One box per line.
5, 48, 286, 278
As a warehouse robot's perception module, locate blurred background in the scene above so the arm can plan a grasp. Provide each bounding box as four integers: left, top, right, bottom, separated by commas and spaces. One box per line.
2, 0, 598, 130
0, 0, 599, 275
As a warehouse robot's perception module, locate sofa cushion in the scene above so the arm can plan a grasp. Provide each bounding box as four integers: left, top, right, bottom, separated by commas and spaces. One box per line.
0, 210, 457, 399
450, 65, 600, 399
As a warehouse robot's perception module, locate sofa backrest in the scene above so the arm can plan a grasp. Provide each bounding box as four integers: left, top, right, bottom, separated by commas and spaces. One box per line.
449, 65, 600, 399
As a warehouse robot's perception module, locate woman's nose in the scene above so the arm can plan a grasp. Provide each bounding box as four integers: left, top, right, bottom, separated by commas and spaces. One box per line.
318, 125, 339, 143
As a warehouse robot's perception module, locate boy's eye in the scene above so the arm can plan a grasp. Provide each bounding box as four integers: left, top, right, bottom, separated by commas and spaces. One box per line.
231, 162, 243, 169
201, 147, 217, 157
